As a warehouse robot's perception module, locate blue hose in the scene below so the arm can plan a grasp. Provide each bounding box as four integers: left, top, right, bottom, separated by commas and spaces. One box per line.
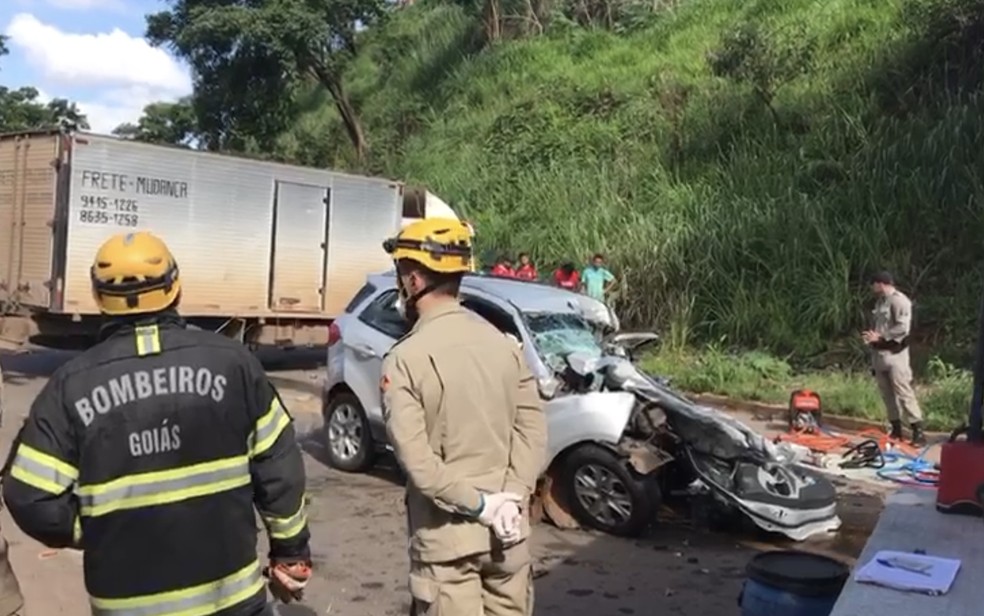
815, 423, 937, 485
877, 447, 938, 485
799, 422, 937, 485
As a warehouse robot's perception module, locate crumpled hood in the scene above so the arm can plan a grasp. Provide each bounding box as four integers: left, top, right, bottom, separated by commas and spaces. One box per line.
658, 395, 781, 462
594, 355, 841, 541
602, 358, 778, 461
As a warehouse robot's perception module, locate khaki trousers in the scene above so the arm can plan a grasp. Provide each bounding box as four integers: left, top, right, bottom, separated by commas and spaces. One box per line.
874, 361, 923, 424
408, 541, 533, 616
0, 529, 23, 616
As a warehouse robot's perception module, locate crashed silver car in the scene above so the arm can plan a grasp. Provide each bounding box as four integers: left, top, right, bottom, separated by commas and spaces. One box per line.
322, 273, 840, 540
559, 353, 841, 541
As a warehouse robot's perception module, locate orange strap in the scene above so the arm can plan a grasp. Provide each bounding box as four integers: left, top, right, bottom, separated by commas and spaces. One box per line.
773, 427, 852, 453
775, 426, 921, 457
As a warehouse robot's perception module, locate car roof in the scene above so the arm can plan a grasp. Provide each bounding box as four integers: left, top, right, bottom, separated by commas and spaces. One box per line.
366, 271, 585, 315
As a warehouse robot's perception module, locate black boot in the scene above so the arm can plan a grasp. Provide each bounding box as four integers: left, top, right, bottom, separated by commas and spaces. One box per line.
910, 422, 926, 447
889, 420, 903, 440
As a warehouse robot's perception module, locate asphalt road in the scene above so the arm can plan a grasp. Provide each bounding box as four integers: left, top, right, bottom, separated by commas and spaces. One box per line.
0, 346, 882, 616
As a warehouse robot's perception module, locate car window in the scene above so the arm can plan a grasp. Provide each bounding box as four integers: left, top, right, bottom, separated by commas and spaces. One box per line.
525, 312, 603, 372
460, 296, 521, 338
358, 290, 410, 339
344, 282, 378, 314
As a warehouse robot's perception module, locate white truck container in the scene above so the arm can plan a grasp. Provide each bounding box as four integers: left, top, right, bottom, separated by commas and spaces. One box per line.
0, 129, 452, 347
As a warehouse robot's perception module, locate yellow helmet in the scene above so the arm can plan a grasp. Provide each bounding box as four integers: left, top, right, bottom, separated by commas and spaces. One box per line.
383, 218, 473, 274
90, 231, 181, 316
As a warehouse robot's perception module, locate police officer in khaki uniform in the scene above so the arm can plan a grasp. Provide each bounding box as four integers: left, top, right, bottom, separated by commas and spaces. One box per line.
380, 219, 547, 616
0, 362, 25, 616
862, 271, 925, 445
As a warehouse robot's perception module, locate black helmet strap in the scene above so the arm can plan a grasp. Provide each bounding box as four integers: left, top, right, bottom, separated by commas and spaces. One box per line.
91, 262, 179, 309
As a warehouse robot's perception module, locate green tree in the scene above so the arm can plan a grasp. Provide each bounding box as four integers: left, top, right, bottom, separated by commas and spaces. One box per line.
0, 88, 89, 132
113, 97, 198, 146
0, 35, 89, 132
44, 97, 88, 129
147, 0, 387, 161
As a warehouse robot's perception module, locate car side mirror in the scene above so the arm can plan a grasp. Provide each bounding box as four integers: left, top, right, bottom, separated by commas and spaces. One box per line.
606, 332, 661, 360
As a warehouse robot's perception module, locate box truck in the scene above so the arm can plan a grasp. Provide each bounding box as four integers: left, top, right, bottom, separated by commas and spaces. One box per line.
0, 129, 455, 348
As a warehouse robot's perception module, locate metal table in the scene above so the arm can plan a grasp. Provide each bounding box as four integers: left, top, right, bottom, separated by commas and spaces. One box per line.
828, 487, 983, 616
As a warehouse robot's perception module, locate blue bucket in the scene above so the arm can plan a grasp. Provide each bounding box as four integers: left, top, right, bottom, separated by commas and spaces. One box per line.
738, 550, 849, 616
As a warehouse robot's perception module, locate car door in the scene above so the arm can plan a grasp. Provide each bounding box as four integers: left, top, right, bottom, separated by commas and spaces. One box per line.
459, 289, 546, 375
458, 291, 571, 467
345, 289, 409, 433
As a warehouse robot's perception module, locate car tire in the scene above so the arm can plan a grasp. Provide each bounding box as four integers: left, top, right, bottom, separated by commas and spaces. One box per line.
559, 444, 658, 537
323, 393, 376, 472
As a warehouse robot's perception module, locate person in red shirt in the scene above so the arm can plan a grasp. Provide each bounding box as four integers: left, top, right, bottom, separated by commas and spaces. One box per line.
553, 262, 580, 290
490, 256, 515, 278
515, 253, 538, 281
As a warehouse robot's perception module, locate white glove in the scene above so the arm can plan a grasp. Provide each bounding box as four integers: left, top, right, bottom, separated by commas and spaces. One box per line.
476, 492, 522, 528
492, 499, 523, 545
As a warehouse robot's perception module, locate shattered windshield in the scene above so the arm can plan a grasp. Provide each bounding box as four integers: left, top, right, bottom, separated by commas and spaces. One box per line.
524, 312, 603, 372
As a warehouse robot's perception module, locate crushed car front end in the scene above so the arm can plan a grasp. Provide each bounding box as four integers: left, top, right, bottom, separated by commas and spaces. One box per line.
574, 354, 842, 540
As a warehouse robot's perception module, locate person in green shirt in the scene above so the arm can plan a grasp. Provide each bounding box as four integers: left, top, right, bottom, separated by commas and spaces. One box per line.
581, 253, 616, 302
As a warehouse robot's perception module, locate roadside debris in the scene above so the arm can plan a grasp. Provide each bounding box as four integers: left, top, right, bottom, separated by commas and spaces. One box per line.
770, 392, 940, 488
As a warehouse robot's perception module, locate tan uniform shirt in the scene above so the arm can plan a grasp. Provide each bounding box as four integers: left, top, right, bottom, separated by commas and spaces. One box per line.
382, 302, 546, 564
870, 289, 913, 370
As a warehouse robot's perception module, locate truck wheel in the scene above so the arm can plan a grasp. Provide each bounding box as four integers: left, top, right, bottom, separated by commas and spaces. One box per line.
559, 444, 658, 537
323, 393, 376, 472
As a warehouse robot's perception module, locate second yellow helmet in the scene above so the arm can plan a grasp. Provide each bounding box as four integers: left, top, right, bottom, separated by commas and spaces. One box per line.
90, 231, 181, 315
383, 218, 473, 274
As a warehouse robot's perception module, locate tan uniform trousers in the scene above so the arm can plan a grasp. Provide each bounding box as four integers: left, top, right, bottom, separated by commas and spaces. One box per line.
409, 541, 533, 616
0, 529, 23, 616
873, 358, 923, 424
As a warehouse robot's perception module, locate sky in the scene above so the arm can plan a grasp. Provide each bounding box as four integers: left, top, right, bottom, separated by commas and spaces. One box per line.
0, 0, 192, 133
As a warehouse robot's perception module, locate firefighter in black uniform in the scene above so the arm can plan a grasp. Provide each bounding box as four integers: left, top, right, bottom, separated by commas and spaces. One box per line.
2, 231, 313, 615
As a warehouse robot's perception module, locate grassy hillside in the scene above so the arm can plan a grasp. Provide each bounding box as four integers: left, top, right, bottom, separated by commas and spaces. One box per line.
274, 0, 984, 367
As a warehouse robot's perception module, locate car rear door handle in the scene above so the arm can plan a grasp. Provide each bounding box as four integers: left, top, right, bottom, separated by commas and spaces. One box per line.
350, 343, 377, 359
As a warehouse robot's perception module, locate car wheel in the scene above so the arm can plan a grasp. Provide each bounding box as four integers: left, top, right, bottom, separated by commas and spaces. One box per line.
560, 444, 658, 537
323, 393, 376, 472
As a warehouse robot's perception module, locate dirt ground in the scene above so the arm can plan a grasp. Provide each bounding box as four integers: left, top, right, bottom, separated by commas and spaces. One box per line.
0, 347, 888, 616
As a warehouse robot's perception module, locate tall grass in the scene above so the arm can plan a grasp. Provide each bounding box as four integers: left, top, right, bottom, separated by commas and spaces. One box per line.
275, 0, 984, 363
642, 347, 973, 430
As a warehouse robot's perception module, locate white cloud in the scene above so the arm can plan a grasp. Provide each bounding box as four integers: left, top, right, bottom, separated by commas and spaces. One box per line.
4, 13, 192, 133
77, 86, 161, 133
6, 13, 190, 92
14, 0, 126, 12
46, 0, 124, 8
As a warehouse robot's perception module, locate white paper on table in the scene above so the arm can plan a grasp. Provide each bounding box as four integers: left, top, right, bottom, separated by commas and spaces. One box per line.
854, 550, 961, 596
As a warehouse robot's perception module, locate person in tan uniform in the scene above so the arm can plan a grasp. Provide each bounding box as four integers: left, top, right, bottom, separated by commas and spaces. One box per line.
862, 271, 925, 446
0, 362, 25, 616
380, 219, 547, 616
0, 532, 21, 616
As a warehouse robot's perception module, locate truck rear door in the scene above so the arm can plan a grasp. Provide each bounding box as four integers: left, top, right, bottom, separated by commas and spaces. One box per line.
269, 181, 330, 313
0, 133, 62, 311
